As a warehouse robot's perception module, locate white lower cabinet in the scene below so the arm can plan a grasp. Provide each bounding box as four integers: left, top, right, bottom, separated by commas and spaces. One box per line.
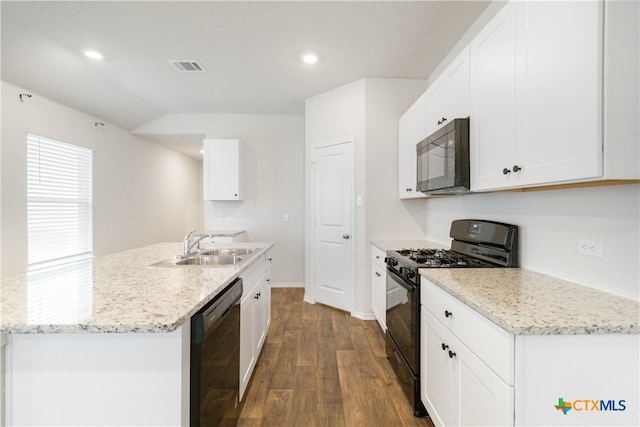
421, 278, 515, 427
421, 277, 639, 427
239, 252, 271, 400
370, 245, 387, 331
422, 307, 513, 427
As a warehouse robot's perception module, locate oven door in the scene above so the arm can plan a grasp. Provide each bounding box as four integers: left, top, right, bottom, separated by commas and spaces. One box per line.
385, 268, 417, 372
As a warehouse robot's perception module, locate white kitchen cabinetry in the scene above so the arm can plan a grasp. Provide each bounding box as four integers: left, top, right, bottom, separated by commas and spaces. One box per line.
370, 245, 387, 331
239, 251, 271, 400
421, 276, 639, 427
398, 93, 428, 199
469, 1, 516, 191
421, 279, 514, 427
425, 46, 470, 137
471, 1, 603, 191
203, 139, 244, 200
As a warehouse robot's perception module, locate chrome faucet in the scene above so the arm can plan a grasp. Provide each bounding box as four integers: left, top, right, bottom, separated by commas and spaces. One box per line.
182, 229, 214, 257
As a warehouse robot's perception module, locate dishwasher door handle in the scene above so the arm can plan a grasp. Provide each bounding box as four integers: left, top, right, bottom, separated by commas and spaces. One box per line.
192, 277, 243, 343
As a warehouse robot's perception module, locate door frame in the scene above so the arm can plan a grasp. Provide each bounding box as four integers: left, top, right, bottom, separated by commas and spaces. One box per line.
304, 138, 355, 312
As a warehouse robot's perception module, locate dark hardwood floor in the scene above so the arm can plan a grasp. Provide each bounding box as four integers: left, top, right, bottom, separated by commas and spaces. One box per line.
239, 288, 434, 427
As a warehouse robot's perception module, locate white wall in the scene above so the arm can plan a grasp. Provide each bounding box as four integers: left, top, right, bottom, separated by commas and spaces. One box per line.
1, 82, 202, 278
423, 184, 640, 301
364, 79, 430, 240
132, 113, 305, 287
305, 78, 429, 317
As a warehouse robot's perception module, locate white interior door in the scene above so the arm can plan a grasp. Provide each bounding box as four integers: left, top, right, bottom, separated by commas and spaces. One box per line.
312, 140, 353, 312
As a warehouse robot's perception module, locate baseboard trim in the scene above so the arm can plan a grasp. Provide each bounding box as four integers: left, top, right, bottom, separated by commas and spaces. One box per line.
351, 311, 376, 321
270, 282, 304, 288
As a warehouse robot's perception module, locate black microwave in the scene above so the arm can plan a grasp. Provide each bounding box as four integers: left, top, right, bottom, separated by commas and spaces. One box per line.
416, 117, 470, 194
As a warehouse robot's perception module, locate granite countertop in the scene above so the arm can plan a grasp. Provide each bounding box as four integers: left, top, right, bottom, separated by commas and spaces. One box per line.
420, 268, 639, 336
371, 239, 447, 251
0, 242, 273, 334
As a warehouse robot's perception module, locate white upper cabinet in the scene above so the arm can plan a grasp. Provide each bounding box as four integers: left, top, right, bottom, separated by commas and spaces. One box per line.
470, 2, 517, 191
398, 93, 428, 199
514, 1, 602, 186
425, 46, 470, 137
203, 139, 244, 200
471, 1, 603, 191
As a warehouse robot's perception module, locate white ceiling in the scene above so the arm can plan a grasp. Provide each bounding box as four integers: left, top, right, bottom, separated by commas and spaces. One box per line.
1, 1, 490, 157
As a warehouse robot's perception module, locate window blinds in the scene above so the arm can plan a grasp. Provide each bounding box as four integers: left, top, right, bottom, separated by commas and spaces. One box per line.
27, 133, 93, 267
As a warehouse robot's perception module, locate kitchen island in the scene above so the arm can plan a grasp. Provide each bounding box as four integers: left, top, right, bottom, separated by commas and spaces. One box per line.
0, 242, 273, 427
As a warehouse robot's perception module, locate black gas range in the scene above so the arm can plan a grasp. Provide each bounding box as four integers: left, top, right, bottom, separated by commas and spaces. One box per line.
386, 219, 519, 282
384, 219, 518, 418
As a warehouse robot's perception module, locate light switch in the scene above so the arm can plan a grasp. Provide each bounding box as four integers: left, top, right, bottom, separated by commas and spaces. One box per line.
283, 214, 289, 222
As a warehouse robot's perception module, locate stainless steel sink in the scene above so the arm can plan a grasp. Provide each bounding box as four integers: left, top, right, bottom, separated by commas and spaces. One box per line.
175, 255, 244, 266
150, 247, 258, 268
198, 248, 256, 256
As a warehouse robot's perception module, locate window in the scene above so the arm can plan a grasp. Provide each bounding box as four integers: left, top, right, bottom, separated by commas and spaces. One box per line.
27, 132, 93, 268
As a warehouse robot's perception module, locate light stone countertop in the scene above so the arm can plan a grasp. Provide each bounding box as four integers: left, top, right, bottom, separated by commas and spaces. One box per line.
420, 268, 639, 336
371, 239, 447, 251
0, 242, 273, 334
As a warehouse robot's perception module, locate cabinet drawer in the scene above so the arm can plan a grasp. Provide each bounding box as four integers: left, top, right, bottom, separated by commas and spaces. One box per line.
371, 245, 387, 268
421, 277, 514, 384
240, 254, 266, 303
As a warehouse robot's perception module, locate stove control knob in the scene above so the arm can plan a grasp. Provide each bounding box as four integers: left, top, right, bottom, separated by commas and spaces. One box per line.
406, 270, 416, 279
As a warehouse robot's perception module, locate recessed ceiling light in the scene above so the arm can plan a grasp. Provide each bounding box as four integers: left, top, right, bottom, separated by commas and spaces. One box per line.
302, 53, 318, 65
84, 50, 103, 60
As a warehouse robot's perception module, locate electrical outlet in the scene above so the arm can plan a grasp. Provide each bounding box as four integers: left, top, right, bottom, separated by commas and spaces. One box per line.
577, 239, 603, 258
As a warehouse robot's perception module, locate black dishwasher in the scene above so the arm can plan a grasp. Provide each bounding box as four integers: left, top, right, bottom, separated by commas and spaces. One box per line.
190, 277, 243, 427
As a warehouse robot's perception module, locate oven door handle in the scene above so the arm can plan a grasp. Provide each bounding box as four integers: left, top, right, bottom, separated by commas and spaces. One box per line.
387, 268, 416, 292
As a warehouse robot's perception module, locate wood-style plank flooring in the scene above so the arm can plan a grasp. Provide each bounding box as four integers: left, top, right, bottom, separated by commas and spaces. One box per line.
239, 288, 434, 427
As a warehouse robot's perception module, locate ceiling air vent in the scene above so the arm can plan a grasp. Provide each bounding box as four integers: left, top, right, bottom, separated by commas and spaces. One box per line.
169, 60, 205, 72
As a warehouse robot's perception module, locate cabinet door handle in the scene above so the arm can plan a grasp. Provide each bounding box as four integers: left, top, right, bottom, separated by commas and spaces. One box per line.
267, 257, 272, 262
375, 272, 381, 277
448, 350, 457, 359
513, 165, 522, 173
254, 292, 261, 300
444, 310, 453, 318
503, 168, 511, 175
441, 343, 449, 351
266, 278, 271, 283
342, 234, 350, 240
406, 188, 413, 192
437, 117, 447, 125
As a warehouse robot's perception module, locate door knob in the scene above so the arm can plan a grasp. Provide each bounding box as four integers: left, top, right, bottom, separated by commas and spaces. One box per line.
342, 234, 350, 239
